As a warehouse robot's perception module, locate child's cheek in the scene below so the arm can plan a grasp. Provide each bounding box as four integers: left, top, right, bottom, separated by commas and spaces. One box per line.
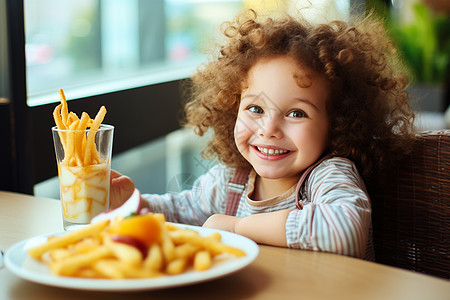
234, 117, 246, 141
234, 117, 252, 149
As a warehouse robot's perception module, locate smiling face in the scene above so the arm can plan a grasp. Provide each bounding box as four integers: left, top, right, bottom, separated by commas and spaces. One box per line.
234, 56, 330, 186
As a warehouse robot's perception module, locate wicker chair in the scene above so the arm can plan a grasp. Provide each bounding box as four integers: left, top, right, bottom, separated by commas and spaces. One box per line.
370, 130, 450, 279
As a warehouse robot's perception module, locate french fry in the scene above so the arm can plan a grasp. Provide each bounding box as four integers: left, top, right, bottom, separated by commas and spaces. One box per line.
165, 222, 181, 231
49, 246, 111, 276
92, 259, 126, 279
28, 219, 109, 260
166, 258, 187, 275
73, 236, 101, 253
169, 230, 246, 257
161, 229, 176, 263
48, 248, 72, 262
53, 104, 67, 151
84, 106, 106, 165
144, 244, 163, 271
76, 112, 91, 164
74, 267, 103, 278
67, 111, 79, 124
95, 257, 163, 279
207, 232, 222, 242
193, 250, 211, 271
66, 120, 79, 166
174, 243, 200, 260
120, 263, 162, 279
53, 104, 67, 131
59, 88, 69, 126
106, 239, 143, 266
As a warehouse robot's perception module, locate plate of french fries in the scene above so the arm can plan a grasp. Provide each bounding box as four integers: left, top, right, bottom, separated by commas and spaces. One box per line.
4, 214, 259, 291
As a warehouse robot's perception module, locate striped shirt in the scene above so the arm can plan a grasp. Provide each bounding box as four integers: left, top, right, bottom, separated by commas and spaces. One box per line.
142, 157, 374, 260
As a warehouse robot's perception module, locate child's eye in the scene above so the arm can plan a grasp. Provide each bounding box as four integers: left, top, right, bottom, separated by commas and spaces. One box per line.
287, 110, 308, 118
247, 105, 264, 114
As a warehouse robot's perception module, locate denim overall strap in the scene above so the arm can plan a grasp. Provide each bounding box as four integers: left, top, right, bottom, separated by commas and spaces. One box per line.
225, 168, 251, 216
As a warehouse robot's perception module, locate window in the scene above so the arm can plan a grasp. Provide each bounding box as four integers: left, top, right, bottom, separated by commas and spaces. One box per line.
24, 0, 244, 106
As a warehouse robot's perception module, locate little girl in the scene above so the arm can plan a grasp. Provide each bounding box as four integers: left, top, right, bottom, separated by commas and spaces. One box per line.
110, 9, 416, 260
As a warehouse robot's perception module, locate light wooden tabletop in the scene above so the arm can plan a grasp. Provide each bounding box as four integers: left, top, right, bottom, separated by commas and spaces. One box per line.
1, 190, 449, 300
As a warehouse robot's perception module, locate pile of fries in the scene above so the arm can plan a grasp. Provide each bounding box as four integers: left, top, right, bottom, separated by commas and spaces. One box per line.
28, 214, 246, 279
53, 89, 107, 167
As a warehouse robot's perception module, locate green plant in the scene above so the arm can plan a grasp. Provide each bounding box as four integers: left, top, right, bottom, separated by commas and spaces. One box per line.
367, 1, 450, 84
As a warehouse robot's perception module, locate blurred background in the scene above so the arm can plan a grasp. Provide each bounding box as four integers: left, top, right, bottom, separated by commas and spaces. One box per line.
1, 0, 448, 198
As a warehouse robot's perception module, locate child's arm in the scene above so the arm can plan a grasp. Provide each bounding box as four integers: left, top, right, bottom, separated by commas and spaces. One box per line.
203, 209, 290, 246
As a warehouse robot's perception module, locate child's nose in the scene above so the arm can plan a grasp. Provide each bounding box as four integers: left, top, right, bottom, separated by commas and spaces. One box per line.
258, 116, 283, 139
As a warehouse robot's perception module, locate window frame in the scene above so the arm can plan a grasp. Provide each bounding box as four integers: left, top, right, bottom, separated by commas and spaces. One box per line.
2, 0, 184, 194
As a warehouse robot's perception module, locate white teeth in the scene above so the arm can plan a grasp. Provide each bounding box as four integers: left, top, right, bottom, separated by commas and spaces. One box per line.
257, 147, 289, 155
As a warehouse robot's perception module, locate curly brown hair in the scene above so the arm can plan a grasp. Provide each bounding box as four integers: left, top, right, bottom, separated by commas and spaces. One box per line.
184, 9, 416, 183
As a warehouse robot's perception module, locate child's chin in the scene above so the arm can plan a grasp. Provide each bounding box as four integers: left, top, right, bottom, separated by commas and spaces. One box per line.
254, 168, 285, 180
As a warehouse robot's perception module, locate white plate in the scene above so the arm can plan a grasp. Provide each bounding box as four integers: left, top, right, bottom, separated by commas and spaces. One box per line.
5, 224, 259, 292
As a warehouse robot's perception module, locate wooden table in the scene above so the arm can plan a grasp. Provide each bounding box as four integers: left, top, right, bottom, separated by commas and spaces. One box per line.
1, 190, 449, 300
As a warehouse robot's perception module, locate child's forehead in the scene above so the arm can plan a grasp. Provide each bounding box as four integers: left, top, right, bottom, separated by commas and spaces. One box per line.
245, 56, 319, 88
240, 55, 331, 106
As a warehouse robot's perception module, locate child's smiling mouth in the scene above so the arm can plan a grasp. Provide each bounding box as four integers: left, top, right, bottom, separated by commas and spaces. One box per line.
256, 146, 290, 155
252, 146, 292, 161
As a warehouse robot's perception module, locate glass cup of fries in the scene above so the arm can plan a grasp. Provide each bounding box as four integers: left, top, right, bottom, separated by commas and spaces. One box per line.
52, 124, 114, 231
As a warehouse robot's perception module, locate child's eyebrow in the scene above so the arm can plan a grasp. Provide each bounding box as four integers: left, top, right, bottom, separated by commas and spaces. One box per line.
295, 97, 319, 111
240, 93, 269, 106
240, 93, 260, 101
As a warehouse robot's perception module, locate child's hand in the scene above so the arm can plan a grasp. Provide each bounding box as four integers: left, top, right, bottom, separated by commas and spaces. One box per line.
202, 214, 242, 233
110, 170, 135, 209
